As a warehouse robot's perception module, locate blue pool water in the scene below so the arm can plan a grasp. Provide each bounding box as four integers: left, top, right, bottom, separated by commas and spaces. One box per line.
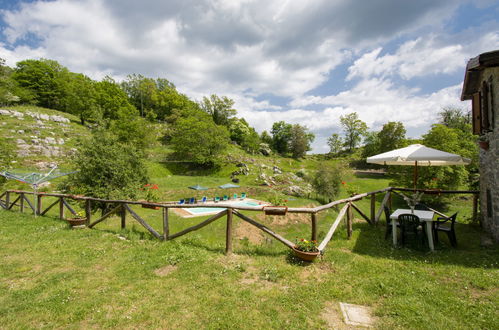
185, 200, 261, 215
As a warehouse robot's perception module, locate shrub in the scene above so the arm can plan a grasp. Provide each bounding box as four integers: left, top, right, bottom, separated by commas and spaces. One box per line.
312, 163, 345, 203
64, 130, 148, 207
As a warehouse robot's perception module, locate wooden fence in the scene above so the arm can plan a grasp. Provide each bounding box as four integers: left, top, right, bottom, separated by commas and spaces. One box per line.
0, 187, 479, 254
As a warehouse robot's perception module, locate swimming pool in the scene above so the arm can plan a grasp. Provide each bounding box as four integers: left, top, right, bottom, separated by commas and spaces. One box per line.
183, 200, 262, 215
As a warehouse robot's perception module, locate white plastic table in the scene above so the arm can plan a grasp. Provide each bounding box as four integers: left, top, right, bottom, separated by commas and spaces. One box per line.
390, 209, 435, 251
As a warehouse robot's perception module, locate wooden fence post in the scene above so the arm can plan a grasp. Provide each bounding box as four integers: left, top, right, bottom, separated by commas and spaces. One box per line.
120, 204, 126, 229
85, 199, 91, 226
347, 203, 353, 239
163, 207, 169, 240
36, 195, 42, 216
20, 193, 24, 213
5, 191, 10, 209
472, 193, 479, 225
370, 194, 376, 224
311, 213, 317, 241
59, 197, 64, 219
225, 208, 233, 255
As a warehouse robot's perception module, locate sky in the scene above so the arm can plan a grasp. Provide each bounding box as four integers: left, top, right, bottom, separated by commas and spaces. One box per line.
0, 0, 498, 153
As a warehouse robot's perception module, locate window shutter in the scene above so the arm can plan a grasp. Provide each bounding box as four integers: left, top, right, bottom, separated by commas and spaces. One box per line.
481, 81, 490, 132
472, 92, 481, 135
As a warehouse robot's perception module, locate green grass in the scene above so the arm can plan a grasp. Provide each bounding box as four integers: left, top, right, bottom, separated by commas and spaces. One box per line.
1, 202, 497, 329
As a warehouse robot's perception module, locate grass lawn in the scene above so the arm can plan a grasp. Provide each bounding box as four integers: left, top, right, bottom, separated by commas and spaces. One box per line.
1, 202, 497, 328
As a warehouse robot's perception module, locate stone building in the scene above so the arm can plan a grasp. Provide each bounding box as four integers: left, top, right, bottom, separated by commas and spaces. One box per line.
461, 50, 499, 241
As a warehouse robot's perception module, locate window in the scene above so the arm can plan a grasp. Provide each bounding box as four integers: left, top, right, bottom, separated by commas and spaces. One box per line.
472, 80, 494, 135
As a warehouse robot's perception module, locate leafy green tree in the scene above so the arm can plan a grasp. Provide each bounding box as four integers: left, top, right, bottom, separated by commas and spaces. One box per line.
312, 163, 345, 203
66, 131, 148, 204
361, 131, 381, 158
327, 133, 343, 156
377, 121, 406, 153
109, 111, 155, 151
340, 112, 368, 152
170, 117, 230, 166
229, 118, 261, 153
63, 73, 101, 125
290, 124, 315, 159
271, 121, 293, 154
200, 94, 237, 126
260, 130, 273, 145
0, 138, 15, 189
121, 74, 192, 120
0, 58, 32, 105
439, 107, 471, 132
94, 77, 137, 120
12, 59, 69, 109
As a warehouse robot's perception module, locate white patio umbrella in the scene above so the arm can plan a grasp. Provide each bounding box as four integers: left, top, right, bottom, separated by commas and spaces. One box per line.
366, 144, 471, 189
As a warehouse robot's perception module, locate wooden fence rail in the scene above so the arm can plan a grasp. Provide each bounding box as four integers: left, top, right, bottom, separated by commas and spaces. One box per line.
0, 187, 479, 255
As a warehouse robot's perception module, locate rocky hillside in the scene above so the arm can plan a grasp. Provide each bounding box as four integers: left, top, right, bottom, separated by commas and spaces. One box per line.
0, 106, 90, 170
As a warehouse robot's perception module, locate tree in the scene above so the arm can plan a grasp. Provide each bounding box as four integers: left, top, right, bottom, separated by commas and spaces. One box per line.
94, 76, 137, 121
63, 73, 101, 125
312, 163, 345, 203
66, 130, 149, 205
377, 121, 406, 153
200, 94, 237, 126
327, 133, 343, 156
340, 112, 368, 152
12, 59, 69, 110
361, 131, 381, 158
271, 121, 293, 154
260, 130, 273, 145
170, 117, 230, 166
109, 111, 155, 151
0, 58, 32, 105
290, 124, 315, 159
439, 107, 471, 132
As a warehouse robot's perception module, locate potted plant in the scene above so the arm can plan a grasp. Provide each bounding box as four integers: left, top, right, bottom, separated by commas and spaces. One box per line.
402, 191, 424, 213
292, 238, 320, 261
67, 211, 87, 227
478, 136, 489, 150
142, 184, 161, 210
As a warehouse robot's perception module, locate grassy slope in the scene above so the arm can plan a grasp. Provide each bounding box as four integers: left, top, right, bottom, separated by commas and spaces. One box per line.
0, 208, 497, 329
1, 107, 496, 328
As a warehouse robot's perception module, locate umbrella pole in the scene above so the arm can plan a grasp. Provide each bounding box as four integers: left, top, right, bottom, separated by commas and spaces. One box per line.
413, 161, 418, 191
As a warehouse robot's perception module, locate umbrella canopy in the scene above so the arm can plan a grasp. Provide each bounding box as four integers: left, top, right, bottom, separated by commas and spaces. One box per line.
366, 144, 471, 189
366, 144, 471, 166
219, 183, 240, 189
188, 184, 208, 191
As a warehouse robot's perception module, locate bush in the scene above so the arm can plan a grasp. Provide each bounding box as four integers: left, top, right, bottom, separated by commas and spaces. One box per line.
312, 163, 345, 203
64, 130, 148, 207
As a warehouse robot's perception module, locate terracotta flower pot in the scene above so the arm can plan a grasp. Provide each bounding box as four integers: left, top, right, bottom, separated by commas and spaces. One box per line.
478, 141, 489, 150
292, 246, 320, 262
142, 204, 160, 210
66, 217, 87, 227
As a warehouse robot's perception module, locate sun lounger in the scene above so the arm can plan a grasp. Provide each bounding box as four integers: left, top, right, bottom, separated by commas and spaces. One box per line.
233, 193, 238, 199
223, 195, 228, 201
214, 196, 220, 202
178, 199, 185, 205
240, 193, 246, 199
201, 196, 207, 203
189, 197, 196, 204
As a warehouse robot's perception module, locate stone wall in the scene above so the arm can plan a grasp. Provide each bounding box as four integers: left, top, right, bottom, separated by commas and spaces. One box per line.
478, 66, 499, 241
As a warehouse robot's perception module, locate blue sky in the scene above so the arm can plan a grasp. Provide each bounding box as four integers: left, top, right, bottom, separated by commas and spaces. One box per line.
1, 0, 498, 152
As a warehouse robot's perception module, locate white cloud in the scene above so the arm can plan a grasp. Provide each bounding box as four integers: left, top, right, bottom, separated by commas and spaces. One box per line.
0, 0, 495, 153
